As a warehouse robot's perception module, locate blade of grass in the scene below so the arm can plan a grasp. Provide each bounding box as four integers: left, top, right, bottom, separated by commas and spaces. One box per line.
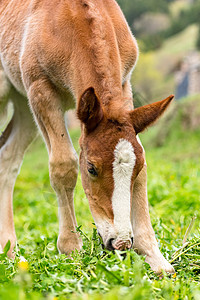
182, 216, 197, 245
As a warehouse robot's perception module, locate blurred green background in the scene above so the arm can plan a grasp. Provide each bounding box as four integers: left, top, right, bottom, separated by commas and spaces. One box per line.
117, 0, 200, 105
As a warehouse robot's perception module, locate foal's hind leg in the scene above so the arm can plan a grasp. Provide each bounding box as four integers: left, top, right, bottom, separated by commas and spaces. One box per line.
27, 79, 82, 255
0, 91, 37, 258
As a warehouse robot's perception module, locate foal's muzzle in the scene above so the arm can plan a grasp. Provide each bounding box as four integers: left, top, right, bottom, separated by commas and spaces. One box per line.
106, 237, 133, 251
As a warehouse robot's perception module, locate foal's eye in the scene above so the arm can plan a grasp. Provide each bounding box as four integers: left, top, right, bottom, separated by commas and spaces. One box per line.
87, 163, 98, 177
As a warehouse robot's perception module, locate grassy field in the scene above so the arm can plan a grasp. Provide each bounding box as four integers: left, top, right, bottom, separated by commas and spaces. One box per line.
0, 97, 200, 299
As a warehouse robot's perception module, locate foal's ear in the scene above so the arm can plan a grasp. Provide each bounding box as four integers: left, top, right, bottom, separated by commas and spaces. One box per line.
77, 87, 104, 132
130, 95, 174, 134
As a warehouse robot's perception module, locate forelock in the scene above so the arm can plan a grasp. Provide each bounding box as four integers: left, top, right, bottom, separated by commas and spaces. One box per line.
113, 139, 136, 175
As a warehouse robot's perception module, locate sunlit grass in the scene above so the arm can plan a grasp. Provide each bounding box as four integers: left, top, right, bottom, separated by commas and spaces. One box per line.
0, 97, 200, 299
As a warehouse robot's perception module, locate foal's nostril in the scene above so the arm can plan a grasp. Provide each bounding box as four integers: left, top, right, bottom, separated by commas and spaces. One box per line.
131, 237, 134, 247
107, 238, 115, 251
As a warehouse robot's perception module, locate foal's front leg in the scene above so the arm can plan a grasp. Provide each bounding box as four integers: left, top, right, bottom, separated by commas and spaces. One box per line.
132, 162, 174, 274
27, 79, 82, 254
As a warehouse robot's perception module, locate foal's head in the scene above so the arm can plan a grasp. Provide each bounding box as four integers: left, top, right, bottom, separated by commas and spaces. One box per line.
77, 87, 173, 251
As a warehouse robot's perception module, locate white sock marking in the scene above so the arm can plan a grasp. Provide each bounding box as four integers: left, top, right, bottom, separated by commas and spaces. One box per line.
112, 139, 136, 240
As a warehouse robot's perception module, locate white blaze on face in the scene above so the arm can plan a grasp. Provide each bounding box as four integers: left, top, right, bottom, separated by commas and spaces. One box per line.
112, 139, 136, 240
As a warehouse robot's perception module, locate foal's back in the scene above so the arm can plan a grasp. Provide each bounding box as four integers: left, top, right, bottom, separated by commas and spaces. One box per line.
0, 0, 137, 100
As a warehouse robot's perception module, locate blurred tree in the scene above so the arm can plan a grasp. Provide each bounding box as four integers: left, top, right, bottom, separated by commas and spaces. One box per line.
132, 53, 164, 101
165, 0, 200, 38
116, 0, 171, 51
117, 0, 200, 47
116, 0, 169, 29
141, 34, 164, 51
134, 13, 170, 36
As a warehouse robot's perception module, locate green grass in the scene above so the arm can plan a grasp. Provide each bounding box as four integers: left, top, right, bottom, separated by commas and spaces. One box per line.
0, 97, 200, 299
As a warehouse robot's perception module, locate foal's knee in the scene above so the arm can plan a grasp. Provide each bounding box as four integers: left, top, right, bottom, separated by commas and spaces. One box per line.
49, 155, 78, 192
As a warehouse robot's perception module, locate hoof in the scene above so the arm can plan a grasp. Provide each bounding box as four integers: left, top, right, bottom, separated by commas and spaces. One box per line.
145, 254, 175, 274
0, 236, 17, 259
57, 235, 82, 255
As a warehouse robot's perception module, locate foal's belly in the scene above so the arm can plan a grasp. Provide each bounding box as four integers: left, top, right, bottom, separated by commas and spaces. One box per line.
0, 1, 30, 96
0, 55, 26, 97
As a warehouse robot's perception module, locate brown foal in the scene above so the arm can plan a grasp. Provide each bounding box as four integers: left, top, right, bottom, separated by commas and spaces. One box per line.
0, 0, 174, 273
